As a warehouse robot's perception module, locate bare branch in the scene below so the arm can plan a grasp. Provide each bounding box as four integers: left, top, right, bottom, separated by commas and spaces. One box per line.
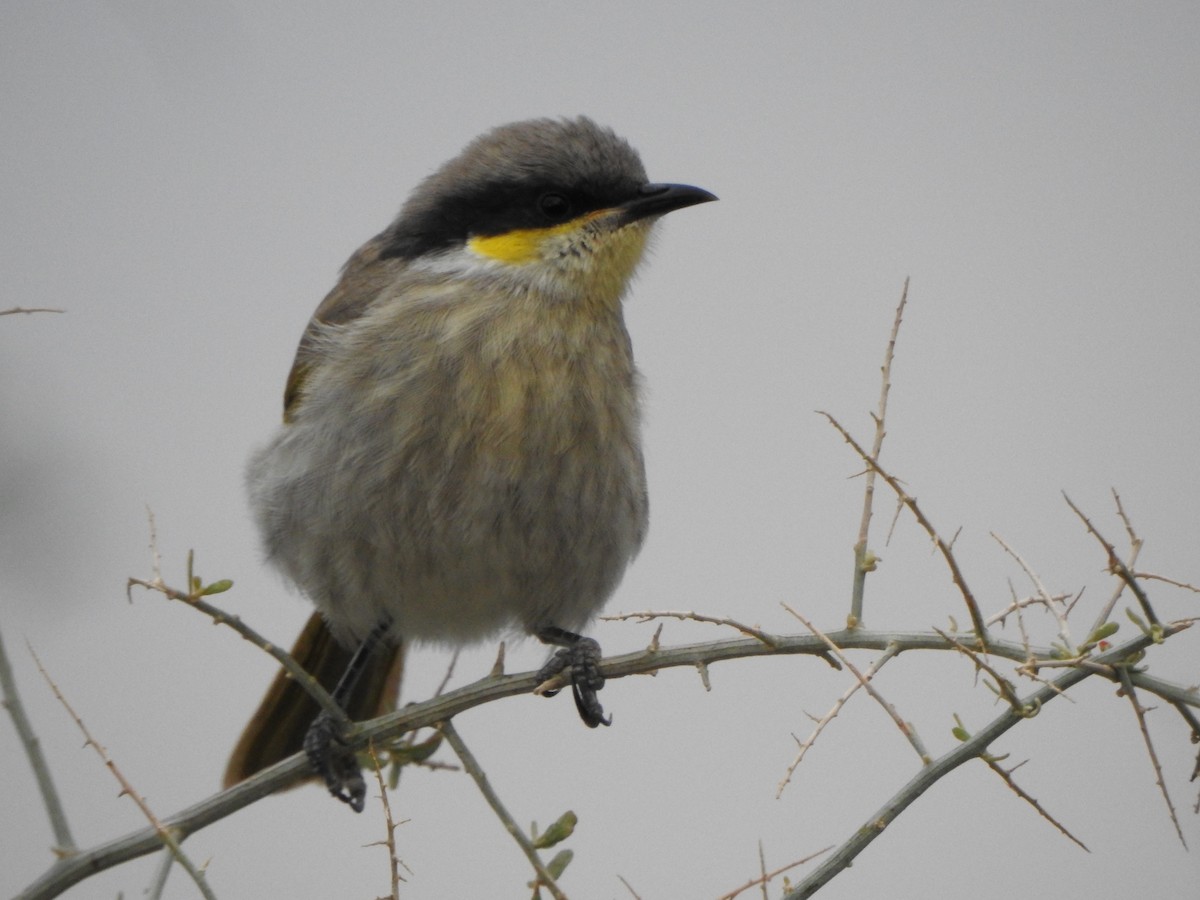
16, 621, 1195, 900
776, 645, 899, 798
934, 629, 1029, 714
146, 847, 176, 900
990, 533, 1073, 649
440, 719, 569, 900
986, 588, 1073, 629
1116, 669, 1187, 847
849, 279, 909, 627
1063, 493, 1159, 627
786, 608, 930, 764
603, 610, 780, 648
715, 846, 832, 900
820, 413, 989, 642
617, 874, 642, 898
0, 629, 75, 854
128, 569, 349, 729
366, 743, 409, 898
438, 648, 462, 693
783, 623, 1183, 899
28, 648, 216, 900
982, 755, 1089, 851
1133, 573, 1200, 594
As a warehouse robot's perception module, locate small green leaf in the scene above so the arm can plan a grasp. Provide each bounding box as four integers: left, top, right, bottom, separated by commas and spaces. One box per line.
544, 849, 573, 879
390, 732, 443, 766
533, 810, 577, 849
952, 726, 970, 742
1086, 622, 1119, 644
199, 579, 234, 596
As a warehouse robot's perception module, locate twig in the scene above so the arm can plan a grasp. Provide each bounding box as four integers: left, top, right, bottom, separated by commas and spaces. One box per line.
1132, 573, 1200, 593
0, 629, 75, 853
715, 846, 831, 900
994, 579, 1035, 666
1085, 490, 1146, 634
982, 755, 1089, 851
1165, 698, 1200, 762
986, 590, 1073, 629
127, 571, 349, 728
934, 629, 1028, 714
28, 648, 216, 900
782, 624, 1181, 899
883, 495, 905, 545
131, 516, 347, 725
1063, 493, 1159, 627
367, 743, 409, 898
776, 645, 899, 798
603, 610, 779, 648
647, 623, 664, 653
616, 875, 642, 899
0, 307, 65, 315
440, 719, 569, 900
16, 623, 1196, 900
696, 659, 712, 691
849, 279, 908, 627
147, 847, 175, 900
820, 413, 989, 643
784, 608, 930, 764
990, 533, 1073, 650
436, 648, 461, 695
1116, 668, 1187, 847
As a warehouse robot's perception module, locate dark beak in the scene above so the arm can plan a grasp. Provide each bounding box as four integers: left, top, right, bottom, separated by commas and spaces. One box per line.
617, 182, 718, 225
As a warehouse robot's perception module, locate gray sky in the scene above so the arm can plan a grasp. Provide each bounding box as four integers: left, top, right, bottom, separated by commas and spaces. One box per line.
3, 3, 1198, 898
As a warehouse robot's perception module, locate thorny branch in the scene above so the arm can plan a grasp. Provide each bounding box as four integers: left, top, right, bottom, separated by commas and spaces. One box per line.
990, 532, 1074, 651
980, 754, 1089, 851
786, 608, 930, 764
782, 621, 1189, 900
440, 720, 570, 900
12, 593, 1197, 900
366, 743, 410, 898
127, 557, 350, 730
602, 610, 780, 648
0, 628, 75, 854
820, 412, 990, 643
28, 648, 216, 900
849, 279, 908, 627
1116, 668, 1187, 847
714, 845, 832, 900
1064, 493, 1160, 627
776, 645, 900, 798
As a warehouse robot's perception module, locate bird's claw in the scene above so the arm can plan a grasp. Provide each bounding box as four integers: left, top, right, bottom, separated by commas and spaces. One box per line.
304, 710, 366, 812
535, 632, 611, 728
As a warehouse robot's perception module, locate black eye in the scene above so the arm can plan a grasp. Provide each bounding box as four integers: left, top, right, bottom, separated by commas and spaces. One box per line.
538, 192, 572, 221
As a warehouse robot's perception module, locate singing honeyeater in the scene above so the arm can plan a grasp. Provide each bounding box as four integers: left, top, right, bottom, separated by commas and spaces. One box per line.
224, 117, 715, 810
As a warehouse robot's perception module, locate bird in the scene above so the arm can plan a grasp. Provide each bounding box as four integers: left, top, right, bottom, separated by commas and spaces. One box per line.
223, 116, 716, 811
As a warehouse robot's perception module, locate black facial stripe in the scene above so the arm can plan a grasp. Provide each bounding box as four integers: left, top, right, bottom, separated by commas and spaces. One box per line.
378, 175, 643, 261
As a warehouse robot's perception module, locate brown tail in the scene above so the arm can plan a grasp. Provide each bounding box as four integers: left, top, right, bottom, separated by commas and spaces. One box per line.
223, 612, 404, 788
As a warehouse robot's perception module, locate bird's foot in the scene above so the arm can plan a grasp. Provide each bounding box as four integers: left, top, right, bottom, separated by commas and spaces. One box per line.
535, 627, 611, 728
303, 710, 366, 812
